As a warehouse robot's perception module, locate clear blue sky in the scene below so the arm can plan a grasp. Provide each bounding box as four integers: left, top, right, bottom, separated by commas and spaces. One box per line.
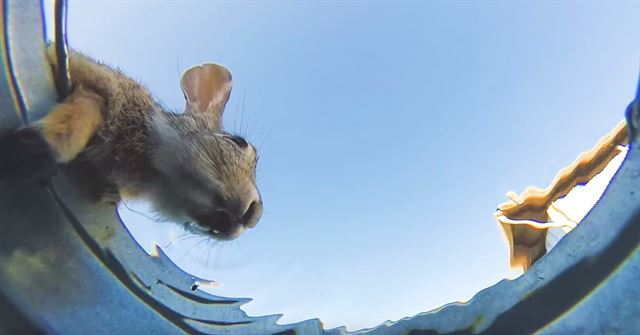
46, 1, 639, 331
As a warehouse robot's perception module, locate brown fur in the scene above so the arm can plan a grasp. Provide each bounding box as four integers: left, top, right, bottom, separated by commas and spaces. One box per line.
43, 46, 159, 199
38, 86, 104, 163
37, 47, 263, 238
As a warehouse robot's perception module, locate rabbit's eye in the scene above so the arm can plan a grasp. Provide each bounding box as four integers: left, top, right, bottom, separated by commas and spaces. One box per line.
226, 135, 248, 148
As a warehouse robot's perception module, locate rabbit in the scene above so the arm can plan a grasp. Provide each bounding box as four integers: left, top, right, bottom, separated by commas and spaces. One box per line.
0, 46, 262, 241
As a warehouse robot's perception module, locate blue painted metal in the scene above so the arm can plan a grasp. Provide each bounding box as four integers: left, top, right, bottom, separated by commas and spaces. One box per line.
0, 2, 322, 334
0, 1, 638, 334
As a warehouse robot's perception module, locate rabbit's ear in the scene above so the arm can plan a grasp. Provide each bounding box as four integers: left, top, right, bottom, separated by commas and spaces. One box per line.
181, 63, 232, 128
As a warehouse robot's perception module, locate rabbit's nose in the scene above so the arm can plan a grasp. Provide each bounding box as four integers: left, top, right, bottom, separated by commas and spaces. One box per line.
242, 198, 262, 229
221, 188, 262, 229
199, 187, 262, 240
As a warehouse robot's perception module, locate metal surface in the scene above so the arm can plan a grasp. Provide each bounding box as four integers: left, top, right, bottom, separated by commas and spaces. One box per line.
53, 0, 71, 99
0, 1, 639, 334
0, 2, 322, 334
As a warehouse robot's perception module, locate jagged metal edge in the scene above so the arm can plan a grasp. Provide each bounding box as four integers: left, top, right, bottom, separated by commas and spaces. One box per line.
52, 167, 324, 335
0, 1, 323, 334
1, 0, 639, 334
328, 97, 640, 335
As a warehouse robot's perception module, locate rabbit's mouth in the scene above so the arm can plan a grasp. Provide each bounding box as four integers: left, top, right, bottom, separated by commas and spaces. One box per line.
185, 210, 246, 241
183, 189, 262, 240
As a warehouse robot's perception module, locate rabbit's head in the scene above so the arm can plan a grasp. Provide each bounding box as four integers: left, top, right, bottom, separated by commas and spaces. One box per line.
148, 64, 262, 240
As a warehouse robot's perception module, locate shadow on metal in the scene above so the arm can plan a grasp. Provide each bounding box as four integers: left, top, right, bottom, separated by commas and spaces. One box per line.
0, 1, 638, 334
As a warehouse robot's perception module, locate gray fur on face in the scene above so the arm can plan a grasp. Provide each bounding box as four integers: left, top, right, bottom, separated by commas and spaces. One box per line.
145, 111, 259, 233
